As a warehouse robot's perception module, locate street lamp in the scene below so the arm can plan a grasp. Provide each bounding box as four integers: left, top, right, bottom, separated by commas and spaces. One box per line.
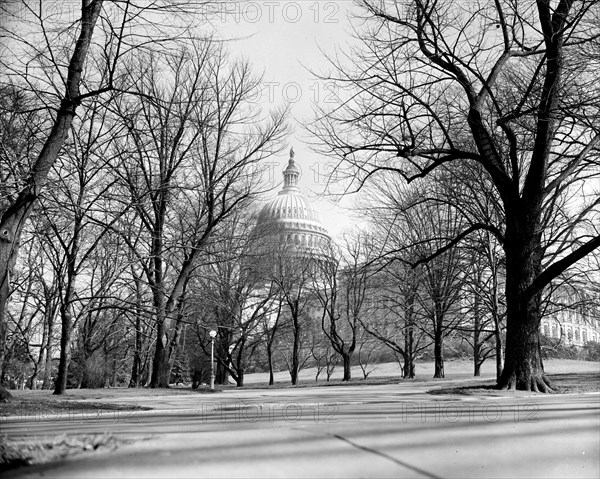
209, 330, 217, 391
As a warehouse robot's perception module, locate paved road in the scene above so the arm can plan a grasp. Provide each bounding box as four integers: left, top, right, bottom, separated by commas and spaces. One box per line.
1, 380, 598, 478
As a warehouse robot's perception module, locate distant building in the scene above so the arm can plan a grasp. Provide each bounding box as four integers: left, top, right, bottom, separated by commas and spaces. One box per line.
253, 147, 332, 258
541, 285, 600, 346
250, 149, 600, 351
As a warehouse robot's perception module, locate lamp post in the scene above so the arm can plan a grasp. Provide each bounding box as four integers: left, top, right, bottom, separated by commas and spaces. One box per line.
209, 330, 217, 391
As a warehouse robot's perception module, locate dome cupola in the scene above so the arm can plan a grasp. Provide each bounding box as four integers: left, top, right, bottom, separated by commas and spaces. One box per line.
281, 147, 300, 192
254, 148, 331, 255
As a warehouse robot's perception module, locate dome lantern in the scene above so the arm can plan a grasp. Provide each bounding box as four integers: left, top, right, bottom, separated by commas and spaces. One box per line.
281, 147, 300, 193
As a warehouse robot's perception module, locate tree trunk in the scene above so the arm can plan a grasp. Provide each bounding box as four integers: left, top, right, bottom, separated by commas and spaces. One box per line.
166, 285, 188, 382
342, 352, 351, 381
80, 356, 94, 389
129, 314, 142, 388
215, 361, 228, 385
166, 319, 183, 383
151, 317, 170, 388
111, 354, 118, 387
499, 291, 551, 391
433, 331, 444, 378
291, 312, 300, 385
236, 369, 244, 387
213, 327, 231, 386
214, 330, 231, 386
491, 270, 503, 382
290, 357, 298, 385
129, 349, 140, 388
234, 335, 247, 387
499, 314, 549, 390
29, 315, 50, 389
473, 286, 482, 377
142, 359, 152, 387
326, 360, 335, 381
267, 343, 275, 386
404, 307, 416, 379
53, 305, 74, 394
402, 352, 415, 379
54, 210, 85, 396
42, 326, 54, 389
432, 306, 445, 378
267, 298, 282, 386
0, 237, 16, 385
53, 259, 80, 397
150, 248, 170, 388
495, 328, 503, 382
473, 345, 481, 376
29, 361, 41, 389
498, 226, 553, 392
129, 272, 143, 388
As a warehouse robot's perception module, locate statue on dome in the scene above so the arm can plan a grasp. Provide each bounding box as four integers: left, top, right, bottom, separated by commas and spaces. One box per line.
290, 147, 295, 159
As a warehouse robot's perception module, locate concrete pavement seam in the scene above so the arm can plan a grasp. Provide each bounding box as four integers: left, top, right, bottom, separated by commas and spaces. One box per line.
323, 431, 441, 479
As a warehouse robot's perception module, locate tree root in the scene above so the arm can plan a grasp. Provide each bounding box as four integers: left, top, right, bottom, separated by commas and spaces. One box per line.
498, 374, 555, 393
530, 375, 555, 393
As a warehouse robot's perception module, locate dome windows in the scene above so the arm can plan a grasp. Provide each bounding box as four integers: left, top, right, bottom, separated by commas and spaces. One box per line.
254, 148, 332, 255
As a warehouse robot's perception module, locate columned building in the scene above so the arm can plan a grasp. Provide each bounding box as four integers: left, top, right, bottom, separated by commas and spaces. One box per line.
540, 287, 600, 346
253, 147, 332, 263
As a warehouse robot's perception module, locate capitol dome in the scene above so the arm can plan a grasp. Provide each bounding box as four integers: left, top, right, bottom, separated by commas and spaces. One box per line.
254, 148, 331, 255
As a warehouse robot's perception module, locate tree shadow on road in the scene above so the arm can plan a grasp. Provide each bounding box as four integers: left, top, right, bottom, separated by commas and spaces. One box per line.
427, 372, 599, 395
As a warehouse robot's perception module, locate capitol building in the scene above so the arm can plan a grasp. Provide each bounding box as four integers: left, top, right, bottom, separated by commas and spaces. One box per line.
249, 147, 599, 352
253, 148, 332, 260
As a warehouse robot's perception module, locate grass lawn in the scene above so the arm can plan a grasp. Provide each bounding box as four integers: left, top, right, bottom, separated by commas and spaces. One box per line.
1, 359, 597, 415
0, 394, 155, 417
427, 371, 600, 395
240, 357, 599, 385
0, 358, 597, 471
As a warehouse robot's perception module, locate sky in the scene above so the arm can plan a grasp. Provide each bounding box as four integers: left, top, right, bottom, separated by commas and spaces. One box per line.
208, 1, 362, 238
0, 0, 364, 238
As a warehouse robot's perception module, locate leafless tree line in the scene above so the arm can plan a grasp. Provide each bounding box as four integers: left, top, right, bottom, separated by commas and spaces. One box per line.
310, 0, 600, 391
0, 1, 287, 395
2, 0, 600, 396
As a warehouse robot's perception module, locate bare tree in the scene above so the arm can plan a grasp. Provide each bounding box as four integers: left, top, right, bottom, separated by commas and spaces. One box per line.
310, 329, 338, 383
362, 174, 467, 378
2, 239, 45, 389
313, 0, 600, 391
459, 245, 505, 378
42, 95, 128, 394
0, 0, 217, 396
271, 245, 317, 385
441, 164, 506, 379
364, 262, 429, 379
356, 327, 382, 380
126, 256, 155, 388
192, 215, 280, 387
412, 202, 466, 378
260, 294, 286, 386
313, 233, 371, 381
72, 235, 131, 389
111, 42, 287, 388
